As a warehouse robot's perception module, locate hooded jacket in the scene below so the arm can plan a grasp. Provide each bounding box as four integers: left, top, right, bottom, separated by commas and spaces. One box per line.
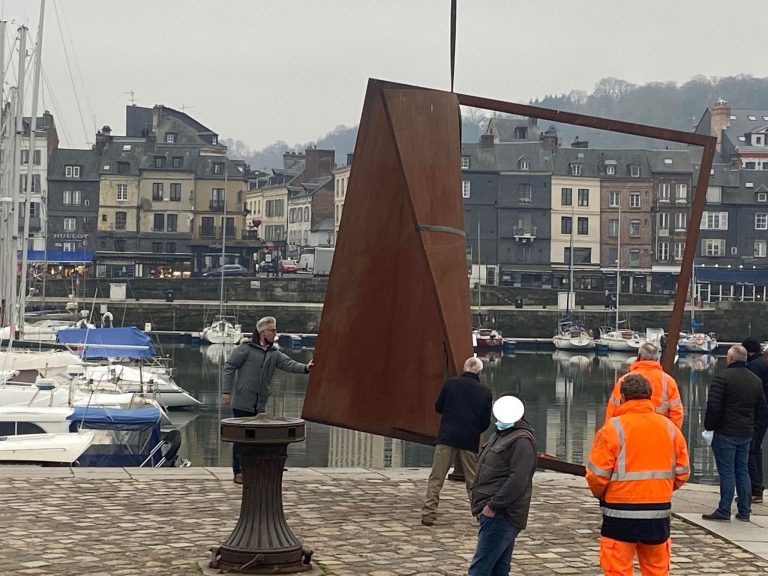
470, 419, 537, 530
605, 360, 683, 428
223, 340, 307, 413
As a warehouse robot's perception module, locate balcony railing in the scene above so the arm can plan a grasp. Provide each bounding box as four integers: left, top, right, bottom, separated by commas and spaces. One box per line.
208, 200, 225, 212
512, 226, 537, 241
198, 225, 237, 239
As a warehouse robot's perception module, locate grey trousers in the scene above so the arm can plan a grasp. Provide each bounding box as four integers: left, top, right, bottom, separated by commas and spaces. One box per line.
421, 443, 477, 521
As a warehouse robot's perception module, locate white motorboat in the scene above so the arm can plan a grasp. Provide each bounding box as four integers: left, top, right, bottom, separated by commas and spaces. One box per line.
678, 332, 717, 354
71, 364, 201, 409
0, 430, 94, 464
553, 324, 595, 350
0, 350, 82, 378
598, 327, 644, 352
201, 316, 242, 345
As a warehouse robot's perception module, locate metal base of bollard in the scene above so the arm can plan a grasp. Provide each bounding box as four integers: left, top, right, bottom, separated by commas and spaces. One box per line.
201, 554, 320, 575
209, 546, 313, 574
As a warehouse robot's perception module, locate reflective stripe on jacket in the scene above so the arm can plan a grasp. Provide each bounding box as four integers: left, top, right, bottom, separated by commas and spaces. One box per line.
605, 360, 684, 429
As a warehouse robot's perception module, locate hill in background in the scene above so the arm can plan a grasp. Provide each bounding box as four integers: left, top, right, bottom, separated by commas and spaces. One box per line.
224, 74, 768, 169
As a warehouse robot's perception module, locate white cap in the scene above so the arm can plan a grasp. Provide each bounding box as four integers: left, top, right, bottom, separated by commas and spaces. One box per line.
493, 396, 524, 425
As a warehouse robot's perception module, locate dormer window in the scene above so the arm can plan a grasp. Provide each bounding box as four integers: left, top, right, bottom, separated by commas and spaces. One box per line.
629, 165, 640, 178
117, 162, 129, 174
753, 134, 764, 146
513, 127, 527, 139
211, 135, 218, 145
518, 159, 530, 171
165, 132, 177, 143
213, 162, 224, 175
461, 155, 470, 169
172, 156, 183, 168
154, 156, 165, 169
606, 164, 616, 175
757, 192, 768, 202
65, 165, 81, 178
570, 163, 582, 177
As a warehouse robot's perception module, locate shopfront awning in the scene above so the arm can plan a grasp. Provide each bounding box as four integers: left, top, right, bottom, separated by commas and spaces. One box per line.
695, 267, 768, 285
23, 250, 94, 264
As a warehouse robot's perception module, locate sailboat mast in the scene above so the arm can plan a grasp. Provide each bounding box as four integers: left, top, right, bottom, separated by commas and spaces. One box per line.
0, 21, 7, 329
19, 2, 46, 333
477, 219, 481, 321
615, 198, 621, 327
568, 202, 574, 312
218, 166, 228, 317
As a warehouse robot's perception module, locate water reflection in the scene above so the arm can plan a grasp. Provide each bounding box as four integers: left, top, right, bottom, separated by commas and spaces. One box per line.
168, 344, 757, 485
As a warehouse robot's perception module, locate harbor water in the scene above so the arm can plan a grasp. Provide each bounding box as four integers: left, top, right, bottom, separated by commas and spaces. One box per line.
166, 343, 763, 485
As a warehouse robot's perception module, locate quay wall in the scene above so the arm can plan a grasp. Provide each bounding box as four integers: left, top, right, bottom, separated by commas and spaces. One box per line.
29, 279, 767, 342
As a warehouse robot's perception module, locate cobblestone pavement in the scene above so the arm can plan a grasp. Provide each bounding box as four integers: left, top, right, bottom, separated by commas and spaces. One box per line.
0, 467, 766, 575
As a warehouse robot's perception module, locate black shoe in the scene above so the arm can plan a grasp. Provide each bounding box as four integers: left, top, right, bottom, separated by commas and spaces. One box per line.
735, 513, 750, 522
421, 517, 434, 526
702, 511, 730, 521
753, 495, 764, 504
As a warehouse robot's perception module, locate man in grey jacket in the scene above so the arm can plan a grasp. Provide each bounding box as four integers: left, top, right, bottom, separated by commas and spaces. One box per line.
468, 395, 537, 575
223, 316, 313, 484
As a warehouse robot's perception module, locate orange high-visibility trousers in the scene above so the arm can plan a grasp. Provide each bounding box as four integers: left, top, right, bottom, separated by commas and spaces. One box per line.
599, 536, 671, 575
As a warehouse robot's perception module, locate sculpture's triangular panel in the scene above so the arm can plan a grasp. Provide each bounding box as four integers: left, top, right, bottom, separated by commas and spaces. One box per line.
302, 79, 472, 443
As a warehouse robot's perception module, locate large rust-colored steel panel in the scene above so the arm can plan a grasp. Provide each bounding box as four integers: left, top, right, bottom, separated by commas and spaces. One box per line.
302, 79, 473, 443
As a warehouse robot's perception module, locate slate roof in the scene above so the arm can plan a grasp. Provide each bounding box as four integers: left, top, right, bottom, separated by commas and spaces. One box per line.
98, 138, 146, 176
461, 142, 554, 172
722, 109, 768, 153
47, 148, 100, 181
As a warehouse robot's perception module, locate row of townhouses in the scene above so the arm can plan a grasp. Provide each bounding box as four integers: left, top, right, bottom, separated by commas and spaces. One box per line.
11, 100, 768, 301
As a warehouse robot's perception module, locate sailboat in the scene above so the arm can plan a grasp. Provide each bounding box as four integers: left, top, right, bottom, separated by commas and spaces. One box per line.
677, 264, 717, 354
471, 221, 503, 351
552, 207, 594, 351
200, 171, 242, 345
598, 197, 644, 352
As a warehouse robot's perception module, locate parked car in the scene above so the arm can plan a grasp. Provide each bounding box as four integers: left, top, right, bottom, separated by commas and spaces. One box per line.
278, 259, 298, 273
259, 260, 277, 274
202, 264, 248, 278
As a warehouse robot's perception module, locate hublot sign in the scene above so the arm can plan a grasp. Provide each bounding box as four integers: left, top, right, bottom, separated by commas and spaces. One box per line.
52, 233, 87, 240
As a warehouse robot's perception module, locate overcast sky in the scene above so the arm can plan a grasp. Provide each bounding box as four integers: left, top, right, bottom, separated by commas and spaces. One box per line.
3, 0, 768, 152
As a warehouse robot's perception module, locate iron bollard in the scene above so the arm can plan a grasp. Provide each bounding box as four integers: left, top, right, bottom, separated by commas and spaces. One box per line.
210, 414, 313, 573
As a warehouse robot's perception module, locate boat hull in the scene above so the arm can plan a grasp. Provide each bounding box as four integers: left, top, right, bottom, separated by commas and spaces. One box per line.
0, 431, 94, 464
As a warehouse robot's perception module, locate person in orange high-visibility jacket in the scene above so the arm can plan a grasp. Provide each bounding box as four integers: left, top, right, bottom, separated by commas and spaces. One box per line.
588, 373, 690, 576
605, 342, 683, 429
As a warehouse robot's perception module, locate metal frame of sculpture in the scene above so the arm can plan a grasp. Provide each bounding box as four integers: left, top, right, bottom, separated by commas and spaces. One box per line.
302, 78, 716, 450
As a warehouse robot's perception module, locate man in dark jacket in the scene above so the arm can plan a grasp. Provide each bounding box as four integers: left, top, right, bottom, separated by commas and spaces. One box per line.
421, 357, 492, 526
223, 316, 313, 484
468, 395, 537, 575
743, 337, 768, 503
703, 345, 768, 521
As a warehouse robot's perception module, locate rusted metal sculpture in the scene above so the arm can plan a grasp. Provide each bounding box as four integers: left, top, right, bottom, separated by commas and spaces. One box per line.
302, 80, 473, 443
210, 415, 312, 574
302, 79, 716, 468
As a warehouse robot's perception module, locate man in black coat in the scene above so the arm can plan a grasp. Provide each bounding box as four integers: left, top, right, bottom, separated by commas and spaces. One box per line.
743, 337, 768, 503
703, 345, 768, 522
421, 357, 492, 526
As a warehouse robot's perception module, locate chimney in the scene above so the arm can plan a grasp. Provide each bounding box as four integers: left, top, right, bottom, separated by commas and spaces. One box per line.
571, 136, 588, 148
710, 99, 731, 154
346, 153, 354, 166
152, 105, 164, 132
146, 130, 157, 153
94, 125, 113, 155
304, 148, 335, 178
480, 134, 494, 149
541, 126, 558, 152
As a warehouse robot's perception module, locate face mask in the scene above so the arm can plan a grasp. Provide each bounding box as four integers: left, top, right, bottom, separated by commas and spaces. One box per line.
496, 421, 515, 431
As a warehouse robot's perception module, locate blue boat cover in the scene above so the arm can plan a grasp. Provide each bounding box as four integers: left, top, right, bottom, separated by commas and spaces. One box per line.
67, 406, 163, 425
56, 327, 157, 359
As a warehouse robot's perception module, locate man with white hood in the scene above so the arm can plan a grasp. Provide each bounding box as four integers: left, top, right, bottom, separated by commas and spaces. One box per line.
468, 395, 538, 575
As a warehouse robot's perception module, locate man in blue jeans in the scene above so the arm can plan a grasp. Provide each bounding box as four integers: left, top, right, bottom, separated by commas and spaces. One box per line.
702, 345, 768, 522
468, 395, 537, 575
